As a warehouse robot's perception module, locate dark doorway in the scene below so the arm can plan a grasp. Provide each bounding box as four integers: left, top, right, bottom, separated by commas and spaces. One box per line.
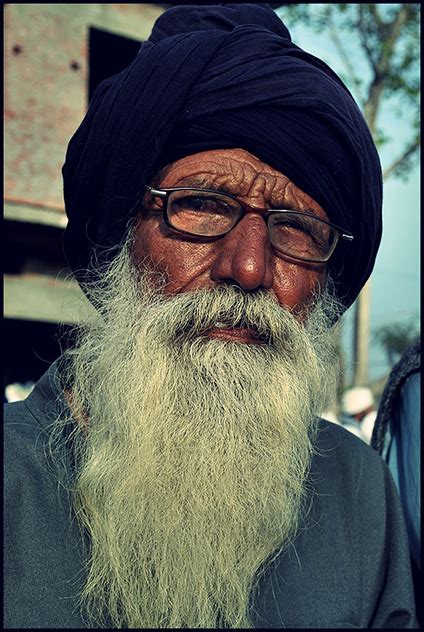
4, 319, 76, 393
88, 27, 142, 102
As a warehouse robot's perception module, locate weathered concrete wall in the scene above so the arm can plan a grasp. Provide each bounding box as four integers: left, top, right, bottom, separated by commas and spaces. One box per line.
4, 3, 163, 216
4, 4, 164, 328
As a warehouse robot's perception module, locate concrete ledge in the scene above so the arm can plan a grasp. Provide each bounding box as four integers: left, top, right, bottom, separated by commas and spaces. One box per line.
4, 202, 68, 228
4, 273, 95, 324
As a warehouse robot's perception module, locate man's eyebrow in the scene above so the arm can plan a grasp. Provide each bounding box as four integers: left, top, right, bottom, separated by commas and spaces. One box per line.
176, 175, 220, 189
173, 175, 236, 195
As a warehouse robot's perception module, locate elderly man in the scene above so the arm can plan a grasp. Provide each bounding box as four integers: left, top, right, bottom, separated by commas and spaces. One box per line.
4, 4, 417, 629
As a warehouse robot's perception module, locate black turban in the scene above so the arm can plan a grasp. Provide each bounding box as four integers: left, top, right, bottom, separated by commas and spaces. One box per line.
62, 3, 382, 312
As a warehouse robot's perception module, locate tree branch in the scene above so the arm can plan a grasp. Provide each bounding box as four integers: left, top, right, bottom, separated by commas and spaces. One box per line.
363, 5, 414, 133
378, 5, 414, 74
357, 5, 379, 73
367, 4, 384, 29
328, 14, 365, 106
383, 138, 420, 180
359, 5, 413, 80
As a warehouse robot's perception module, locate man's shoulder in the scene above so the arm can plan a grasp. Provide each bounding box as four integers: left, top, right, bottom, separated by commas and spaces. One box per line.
4, 400, 51, 495
5, 359, 65, 435
316, 416, 377, 455
5, 397, 42, 428
4, 399, 46, 457
317, 418, 374, 453
306, 419, 408, 569
4, 360, 67, 488
313, 417, 393, 494
4, 373, 86, 629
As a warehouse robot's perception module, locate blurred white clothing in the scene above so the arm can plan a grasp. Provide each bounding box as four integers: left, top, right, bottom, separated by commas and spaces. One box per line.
321, 409, 341, 425
361, 410, 378, 444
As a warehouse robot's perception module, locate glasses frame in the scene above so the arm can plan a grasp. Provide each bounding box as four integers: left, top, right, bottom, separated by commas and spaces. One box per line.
145, 185, 354, 263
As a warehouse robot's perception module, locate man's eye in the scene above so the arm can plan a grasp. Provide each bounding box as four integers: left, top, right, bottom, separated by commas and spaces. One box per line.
272, 217, 311, 235
172, 196, 231, 214
271, 215, 331, 253
274, 218, 303, 230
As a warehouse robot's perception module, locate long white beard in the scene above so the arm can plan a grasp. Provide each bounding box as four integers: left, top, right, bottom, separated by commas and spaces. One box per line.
56, 240, 342, 628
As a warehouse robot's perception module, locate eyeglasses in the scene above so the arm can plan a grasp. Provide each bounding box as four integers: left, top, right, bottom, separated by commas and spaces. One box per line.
145, 185, 354, 263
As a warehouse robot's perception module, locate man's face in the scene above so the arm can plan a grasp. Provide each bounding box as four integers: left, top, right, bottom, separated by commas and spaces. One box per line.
133, 148, 328, 333
64, 151, 340, 627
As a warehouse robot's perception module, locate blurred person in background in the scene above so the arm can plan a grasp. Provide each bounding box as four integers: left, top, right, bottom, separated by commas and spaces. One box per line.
341, 385, 378, 443
372, 341, 421, 627
4, 4, 417, 629
4, 381, 35, 403
320, 407, 341, 426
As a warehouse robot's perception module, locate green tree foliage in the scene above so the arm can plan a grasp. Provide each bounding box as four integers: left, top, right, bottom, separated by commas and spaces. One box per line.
277, 3, 420, 182
374, 319, 420, 366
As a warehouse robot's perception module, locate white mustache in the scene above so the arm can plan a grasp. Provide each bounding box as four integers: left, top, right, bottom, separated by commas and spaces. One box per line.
143, 285, 304, 348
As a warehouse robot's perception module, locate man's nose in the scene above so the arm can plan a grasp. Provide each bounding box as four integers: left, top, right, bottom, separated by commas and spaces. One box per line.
210, 214, 274, 291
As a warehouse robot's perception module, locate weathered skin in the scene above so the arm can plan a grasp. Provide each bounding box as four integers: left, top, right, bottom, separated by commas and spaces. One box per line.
133, 148, 328, 339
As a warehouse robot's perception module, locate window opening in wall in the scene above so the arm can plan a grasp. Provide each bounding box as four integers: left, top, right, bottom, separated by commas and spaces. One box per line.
89, 27, 142, 102
4, 319, 76, 399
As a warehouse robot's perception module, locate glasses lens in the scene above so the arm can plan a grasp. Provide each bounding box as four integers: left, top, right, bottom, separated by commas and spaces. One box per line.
268, 212, 337, 262
167, 190, 240, 237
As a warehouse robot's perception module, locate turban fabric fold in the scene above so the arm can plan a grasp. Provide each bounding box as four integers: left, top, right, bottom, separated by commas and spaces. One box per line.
62, 3, 382, 312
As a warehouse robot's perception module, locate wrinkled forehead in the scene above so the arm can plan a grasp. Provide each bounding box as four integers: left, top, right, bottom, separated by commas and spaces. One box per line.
152, 148, 328, 220
156, 149, 279, 184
